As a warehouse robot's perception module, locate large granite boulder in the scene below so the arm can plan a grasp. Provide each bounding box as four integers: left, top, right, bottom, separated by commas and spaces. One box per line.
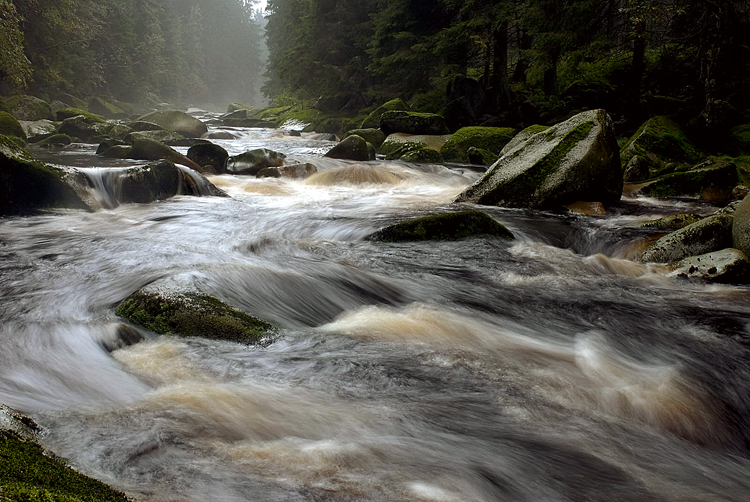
360, 98, 409, 129
639, 158, 738, 201
455, 109, 622, 209
227, 148, 286, 175
380, 110, 449, 136
641, 214, 734, 263
500, 125, 550, 156
367, 210, 513, 242
324, 135, 374, 161
399, 147, 444, 163
439, 126, 517, 163
1, 95, 54, 121
187, 142, 229, 174
137, 110, 208, 138
0, 135, 89, 215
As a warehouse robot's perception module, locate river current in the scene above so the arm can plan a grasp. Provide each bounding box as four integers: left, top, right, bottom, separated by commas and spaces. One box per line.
3, 117, 750, 501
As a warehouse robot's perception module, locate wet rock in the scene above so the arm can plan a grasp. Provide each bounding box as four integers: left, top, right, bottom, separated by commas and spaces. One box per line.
360, 98, 409, 129
623, 155, 651, 182
98, 144, 132, 158
620, 116, 700, 175
310, 133, 337, 141
0, 112, 27, 141
88, 96, 126, 118
96, 138, 127, 154
367, 210, 514, 242
124, 129, 186, 145
640, 214, 704, 231
108, 123, 133, 141
1, 95, 54, 121
58, 115, 110, 143
379, 133, 451, 157
187, 142, 228, 174
380, 110, 449, 136
639, 158, 738, 201
128, 137, 204, 172
0, 135, 89, 215
455, 109, 622, 209
399, 147, 443, 163
671, 248, 750, 284
101, 324, 146, 352
127, 120, 168, 132
324, 135, 372, 161
227, 148, 286, 175
20, 119, 57, 143
257, 167, 282, 178
731, 194, 750, 257
137, 110, 208, 138
204, 131, 237, 140
641, 214, 734, 263
565, 201, 606, 216
343, 128, 386, 150
439, 126, 517, 163
36, 134, 73, 148
56, 107, 106, 123
499, 125, 549, 156
115, 286, 275, 344
277, 163, 317, 179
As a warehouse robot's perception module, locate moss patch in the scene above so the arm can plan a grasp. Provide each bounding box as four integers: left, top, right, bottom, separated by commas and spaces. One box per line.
116, 290, 276, 344
440, 127, 517, 162
56, 108, 106, 124
0, 112, 26, 141
360, 98, 409, 129
0, 429, 128, 502
620, 116, 700, 168
367, 210, 513, 242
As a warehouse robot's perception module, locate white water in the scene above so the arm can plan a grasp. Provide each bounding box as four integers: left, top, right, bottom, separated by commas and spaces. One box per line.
3, 125, 750, 501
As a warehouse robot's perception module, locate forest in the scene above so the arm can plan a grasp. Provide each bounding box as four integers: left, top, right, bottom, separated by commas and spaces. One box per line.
0, 0, 266, 108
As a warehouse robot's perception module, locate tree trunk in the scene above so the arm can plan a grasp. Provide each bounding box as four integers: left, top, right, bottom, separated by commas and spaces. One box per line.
491, 20, 513, 112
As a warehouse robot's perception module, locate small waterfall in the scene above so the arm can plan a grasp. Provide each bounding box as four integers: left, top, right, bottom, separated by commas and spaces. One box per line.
77, 167, 128, 210
175, 164, 220, 196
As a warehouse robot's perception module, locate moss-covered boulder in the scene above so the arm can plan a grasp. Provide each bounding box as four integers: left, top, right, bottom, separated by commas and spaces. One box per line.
56, 108, 106, 123
670, 248, 750, 283
0, 405, 129, 502
399, 147, 444, 163
641, 214, 734, 263
640, 214, 704, 231
116, 287, 275, 343
0, 135, 89, 215
639, 158, 738, 201
343, 128, 386, 150
226, 148, 286, 175
227, 102, 252, 113
187, 142, 228, 174
466, 147, 498, 166
2, 95, 54, 121
137, 110, 208, 138
87, 97, 126, 118
0, 112, 26, 141
620, 116, 700, 175
380, 110, 449, 136
128, 138, 204, 172
20, 120, 56, 143
36, 134, 73, 148
455, 109, 622, 209
107, 124, 133, 141
127, 120, 168, 132
500, 125, 550, 156
324, 135, 373, 161
57, 115, 110, 143
360, 98, 409, 129
123, 129, 185, 145
439, 126, 517, 163
367, 210, 513, 242
379, 133, 451, 157
730, 125, 750, 155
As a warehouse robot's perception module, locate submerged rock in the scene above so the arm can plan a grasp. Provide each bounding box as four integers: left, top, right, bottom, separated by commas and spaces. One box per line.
455, 109, 622, 209
641, 214, 733, 263
671, 248, 750, 283
439, 126, 517, 163
277, 163, 318, 179
227, 148, 286, 175
367, 210, 514, 242
324, 135, 373, 161
116, 287, 275, 344
137, 110, 208, 138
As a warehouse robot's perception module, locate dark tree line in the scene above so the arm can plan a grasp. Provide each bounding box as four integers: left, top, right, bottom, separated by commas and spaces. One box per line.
264, 0, 750, 133
0, 0, 266, 107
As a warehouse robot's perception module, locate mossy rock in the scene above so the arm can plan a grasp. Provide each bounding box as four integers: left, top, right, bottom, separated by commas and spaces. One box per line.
367, 210, 513, 242
361, 98, 409, 129
57, 116, 110, 143
466, 147, 498, 166
380, 110, 449, 136
137, 110, 208, 138
36, 134, 73, 148
500, 125, 550, 156
116, 289, 275, 344
56, 108, 106, 123
343, 128, 386, 149
2, 95, 54, 121
226, 148, 286, 175
641, 214, 733, 263
0, 427, 129, 502
227, 102, 252, 113
730, 125, 750, 155
379, 133, 451, 157
620, 116, 700, 170
640, 158, 738, 201
440, 126, 517, 163
21, 120, 57, 143
126, 120, 169, 132
399, 147, 444, 163
640, 214, 704, 231
324, 135, 372, 161
455, 109, 622, 209
87, 97, 126, 118
123, 130, 185, 145
0, 135, 89, 215
0, 112, 26, 141
108, 124, 133, 141
128, 138, 202, 171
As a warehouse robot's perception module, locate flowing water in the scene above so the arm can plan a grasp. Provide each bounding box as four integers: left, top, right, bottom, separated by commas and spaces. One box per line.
3, 122, 750, 501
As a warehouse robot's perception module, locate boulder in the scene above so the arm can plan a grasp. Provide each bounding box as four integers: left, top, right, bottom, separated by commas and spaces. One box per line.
56, 107, 106, 123
0, 112, 27, 141
466, 147, 498, 166
187, 142, 228, 174
641, 214, 734, 263
278, 163, 318, 179
1, 95, 54, 121
640, 214, 704, 231
116, 286, 275, 343
88, 96, 126, 118
20, 120, 56, 143
257, 167, 282, 178
108, 124, 134, 141
380, 110, 449, 136
128, 138, 204, 172
0, 135, 89, 215
440, 126, 517, 163
137, 110, 208, 138
226, 148, 286, 175
731, 194, 750, 257
500, 125, 549, 156
455, 109, 622, 209
343, 128, 386, 150
127, 120, 168, 132
227, 102, 252, 113
324, 135, 372, 161
671, 248, 750, 283
205, 131, 237, 140
57, 115, 110, 142
399, 147, 444, 163
123, 129, 185, 145
379, 133, 451, 157
98, 144, 131, 158
620, 116, 700, 174
360, 98, 409, 129
116, 160, 218, 202
623, 155, 651, 182
366, 210, 514, 242
37, 134, 73, 148
639, 158, 738, 201
96, 138, 127, 155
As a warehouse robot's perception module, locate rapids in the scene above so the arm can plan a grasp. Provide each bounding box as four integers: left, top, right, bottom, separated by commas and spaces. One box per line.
3, 122, 750, 501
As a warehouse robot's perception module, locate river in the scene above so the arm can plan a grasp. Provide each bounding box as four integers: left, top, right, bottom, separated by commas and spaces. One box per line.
2, 117, 750, 501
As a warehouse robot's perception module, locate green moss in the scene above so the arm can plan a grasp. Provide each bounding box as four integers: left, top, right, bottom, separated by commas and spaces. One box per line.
466, 147, 498, 166
37, 134, 72, 148
367, 210, 513, 242
56, 108, 106, 124
400, 147, 443, 163
0, 430, 129, 502
440, 126, 517, 162
384, 142, 422, 160
360, 98, 409, 129
116, 291, 276, 344
343, 129, 386, 149
0, 112, 26, 141
620, 116, 700, 168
